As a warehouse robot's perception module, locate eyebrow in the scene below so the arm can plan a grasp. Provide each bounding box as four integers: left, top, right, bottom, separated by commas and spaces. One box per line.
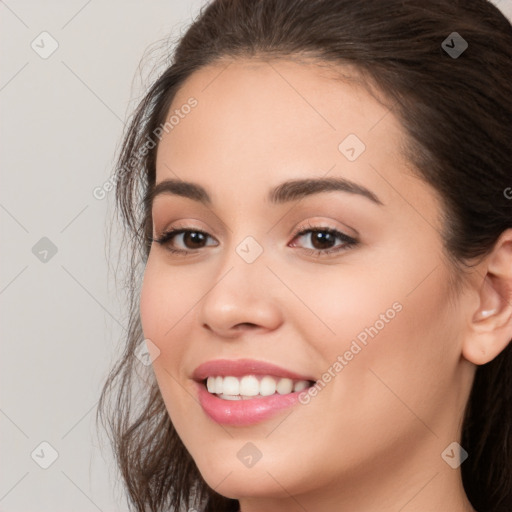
145, 176, 383, 211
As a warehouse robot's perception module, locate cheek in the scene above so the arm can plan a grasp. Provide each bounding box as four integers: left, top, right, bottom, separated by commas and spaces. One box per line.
326, 265, 460, 434
301, 258, 459, 412
139, 265, 164, 342
284, 262, 408, 362
139, 260, 185, 372
139, 256, 189, 342
139, 260, 196, 420
139, 256, 203, 396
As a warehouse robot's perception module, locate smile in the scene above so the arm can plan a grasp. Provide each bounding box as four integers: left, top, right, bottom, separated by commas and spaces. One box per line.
195, 380, 315, 426
205, 374, 313, 399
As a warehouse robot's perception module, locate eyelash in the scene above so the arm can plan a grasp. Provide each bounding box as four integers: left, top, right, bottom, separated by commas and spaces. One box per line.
150, 221, 358, 258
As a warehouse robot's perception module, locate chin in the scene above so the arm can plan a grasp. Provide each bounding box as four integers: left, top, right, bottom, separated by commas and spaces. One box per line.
190, 447, 314, 501
201, 467, 297, 501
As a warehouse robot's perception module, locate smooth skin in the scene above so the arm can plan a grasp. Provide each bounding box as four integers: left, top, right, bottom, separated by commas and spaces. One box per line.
139, 58, 512, 512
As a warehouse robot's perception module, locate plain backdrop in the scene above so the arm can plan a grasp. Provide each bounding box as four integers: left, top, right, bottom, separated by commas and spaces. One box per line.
1, 1, 511, 511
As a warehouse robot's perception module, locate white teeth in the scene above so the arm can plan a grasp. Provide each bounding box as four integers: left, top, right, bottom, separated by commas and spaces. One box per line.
205, 375, 311, 398
293, 380, 309, 392
222, 376, 239, 395
239, 375, 260, 396
276, 378, 293, 394
206, 376, 216, 393
218, 394, 242, 400
215, 376, 223, 394
260, 376, 276, 396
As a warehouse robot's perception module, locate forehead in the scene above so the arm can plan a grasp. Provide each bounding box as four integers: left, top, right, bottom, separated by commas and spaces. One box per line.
154, 58, 411, 206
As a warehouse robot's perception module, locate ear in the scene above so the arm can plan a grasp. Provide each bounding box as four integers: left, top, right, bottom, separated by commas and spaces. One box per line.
462, 229, 512, 365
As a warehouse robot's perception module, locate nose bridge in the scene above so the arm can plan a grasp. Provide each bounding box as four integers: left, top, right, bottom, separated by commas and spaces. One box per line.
197, 229, 282, 334
215, 212, 270, 279
212, 230, 269, 303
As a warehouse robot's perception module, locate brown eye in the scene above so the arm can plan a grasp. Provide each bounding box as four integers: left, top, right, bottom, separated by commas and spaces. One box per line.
308, 231, 337, 250
180, 231, 208, 249
152, 228, 218, 254
290, 226, 358, 256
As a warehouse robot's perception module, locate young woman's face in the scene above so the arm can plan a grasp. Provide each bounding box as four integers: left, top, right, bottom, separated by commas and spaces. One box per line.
140, 59, 475, 506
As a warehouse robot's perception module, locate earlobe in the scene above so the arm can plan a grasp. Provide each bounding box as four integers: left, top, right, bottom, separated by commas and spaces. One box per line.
462, 230, 512, 366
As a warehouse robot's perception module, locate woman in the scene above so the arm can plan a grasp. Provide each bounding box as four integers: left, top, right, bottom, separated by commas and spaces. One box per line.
97, 1, 512, 511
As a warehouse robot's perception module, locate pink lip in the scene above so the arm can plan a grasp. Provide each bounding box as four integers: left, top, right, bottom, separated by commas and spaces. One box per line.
195, 381, 307, 426
192, 358, 316, 426
192, 358, 315, 381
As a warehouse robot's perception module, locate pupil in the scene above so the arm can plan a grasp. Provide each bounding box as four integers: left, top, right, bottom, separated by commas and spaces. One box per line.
312, 232, 334, 250
185, 232, 205, 248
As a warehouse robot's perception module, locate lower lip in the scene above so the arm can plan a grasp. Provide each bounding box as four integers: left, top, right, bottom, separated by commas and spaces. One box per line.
195, 381, 305, 426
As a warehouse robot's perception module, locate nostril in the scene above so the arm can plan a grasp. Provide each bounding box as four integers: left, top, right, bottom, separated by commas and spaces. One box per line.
235, 323, 258, 330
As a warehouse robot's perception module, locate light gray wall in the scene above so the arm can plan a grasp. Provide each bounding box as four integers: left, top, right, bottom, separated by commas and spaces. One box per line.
1, 1, 511, 510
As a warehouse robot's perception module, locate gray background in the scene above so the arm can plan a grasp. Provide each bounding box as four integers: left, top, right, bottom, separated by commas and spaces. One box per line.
1, 1, 511, 510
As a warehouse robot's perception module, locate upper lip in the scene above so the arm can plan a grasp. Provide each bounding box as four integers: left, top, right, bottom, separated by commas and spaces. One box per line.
192, 358, 316, 382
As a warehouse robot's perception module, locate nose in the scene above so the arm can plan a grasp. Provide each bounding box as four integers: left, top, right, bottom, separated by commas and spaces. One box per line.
198, 252, 283, 339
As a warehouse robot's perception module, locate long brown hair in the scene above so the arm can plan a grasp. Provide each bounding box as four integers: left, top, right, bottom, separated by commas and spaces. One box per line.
97, 1, 512, 511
